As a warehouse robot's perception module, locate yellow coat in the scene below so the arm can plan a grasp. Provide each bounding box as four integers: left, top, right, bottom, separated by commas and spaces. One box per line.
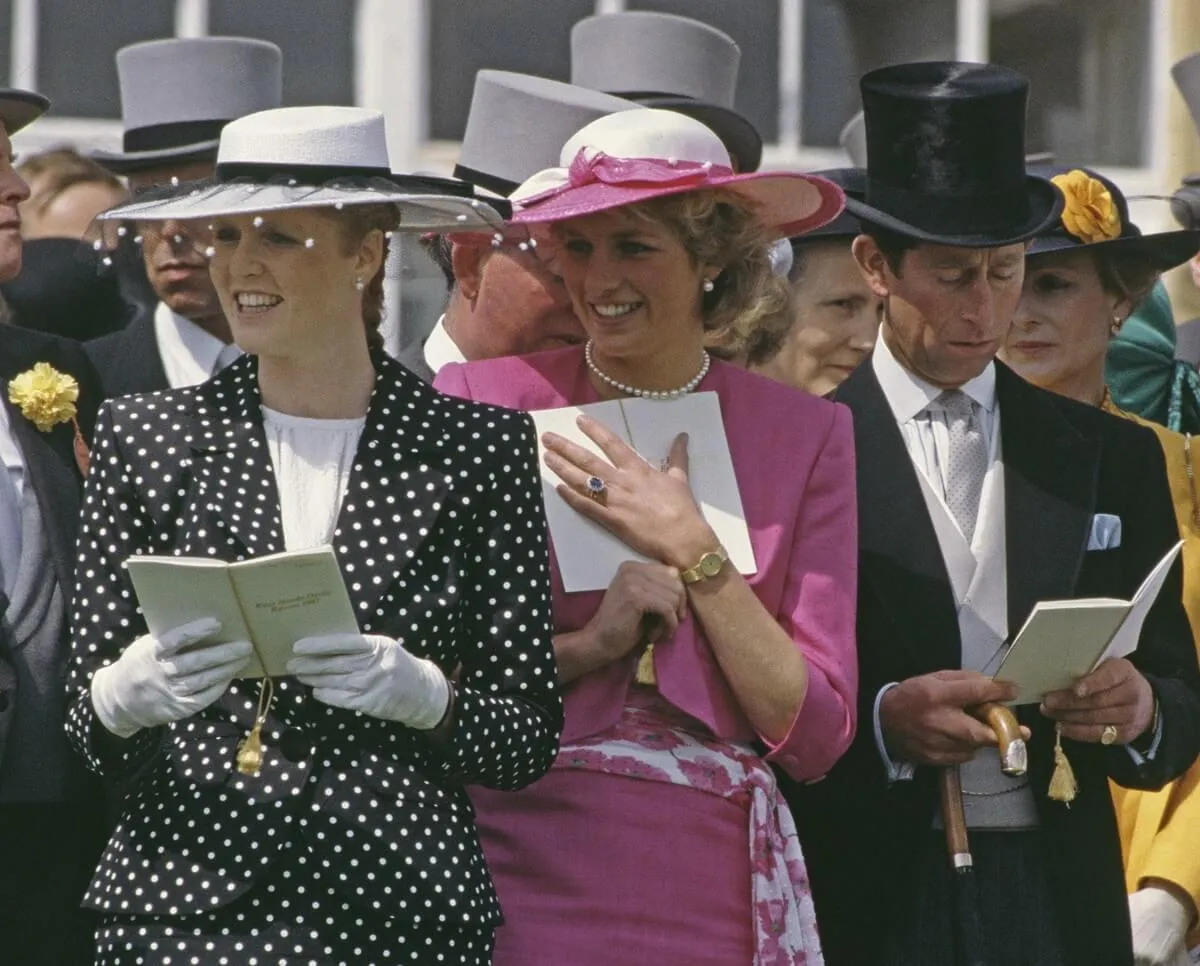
1106, 399, 1200, 938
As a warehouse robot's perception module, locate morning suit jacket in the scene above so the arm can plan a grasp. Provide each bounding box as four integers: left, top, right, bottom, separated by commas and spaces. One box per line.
84, 303, 169, 399
0, 326, 100, 777
789, 359, 1200, 966
63, 352, 563, 926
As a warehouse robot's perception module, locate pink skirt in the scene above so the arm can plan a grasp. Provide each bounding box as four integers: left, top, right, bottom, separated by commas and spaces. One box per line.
471, 690, 823, 965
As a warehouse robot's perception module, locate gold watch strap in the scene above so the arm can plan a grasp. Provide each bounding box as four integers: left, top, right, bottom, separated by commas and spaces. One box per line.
680, 545, 729, 584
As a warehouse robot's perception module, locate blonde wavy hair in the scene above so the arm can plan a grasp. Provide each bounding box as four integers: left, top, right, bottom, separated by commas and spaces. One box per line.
620, 189, 794, 360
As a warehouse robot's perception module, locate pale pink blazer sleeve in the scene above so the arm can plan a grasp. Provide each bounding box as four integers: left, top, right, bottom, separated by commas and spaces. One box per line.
762, 402, 859, 781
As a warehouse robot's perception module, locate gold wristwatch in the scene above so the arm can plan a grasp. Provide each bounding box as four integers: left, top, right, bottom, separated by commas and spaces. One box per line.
679, 545, 729, 584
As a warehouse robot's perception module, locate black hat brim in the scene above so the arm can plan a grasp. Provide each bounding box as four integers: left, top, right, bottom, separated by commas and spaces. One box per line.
91, 140, 220, 174
1029, 228, 1200, 273
0, 90, 49, 135
632, 95, 763, 173
846, 174, 1064, 248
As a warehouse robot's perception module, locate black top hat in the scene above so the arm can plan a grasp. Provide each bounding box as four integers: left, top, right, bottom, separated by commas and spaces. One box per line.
846, 61, 1062, 247
791, 168, 864, 246
1028, 166, 1200, 272
0, 89, 49, 135
570, 12, 763, 172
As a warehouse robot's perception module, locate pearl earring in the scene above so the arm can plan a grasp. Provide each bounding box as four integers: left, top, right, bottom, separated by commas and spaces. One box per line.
354, 277, 365, 292
1110, 314, 1123, 335
702, 278, 715, 293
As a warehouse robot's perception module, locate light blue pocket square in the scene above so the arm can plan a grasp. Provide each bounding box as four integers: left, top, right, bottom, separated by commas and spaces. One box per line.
1087, 513, 1122, 551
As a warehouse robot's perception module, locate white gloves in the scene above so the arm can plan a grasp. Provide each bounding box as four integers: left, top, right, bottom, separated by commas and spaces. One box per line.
288, 633, 450, 730
91, 618, 253, 738
1130, 885, 1195, 966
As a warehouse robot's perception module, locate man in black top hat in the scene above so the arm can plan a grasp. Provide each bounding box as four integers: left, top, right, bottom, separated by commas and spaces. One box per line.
0, 87, 107, 966
788, 62, 1200, 966
87, 37, 282, 399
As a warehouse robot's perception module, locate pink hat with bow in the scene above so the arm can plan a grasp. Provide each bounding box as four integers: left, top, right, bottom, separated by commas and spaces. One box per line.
509, 108, 844, 237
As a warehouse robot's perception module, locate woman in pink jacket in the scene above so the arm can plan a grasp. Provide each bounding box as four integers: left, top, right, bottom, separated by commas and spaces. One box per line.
435, 108, 857, 965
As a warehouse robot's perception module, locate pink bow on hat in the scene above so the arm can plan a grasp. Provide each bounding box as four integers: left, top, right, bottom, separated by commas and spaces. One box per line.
516, 148, 735, 208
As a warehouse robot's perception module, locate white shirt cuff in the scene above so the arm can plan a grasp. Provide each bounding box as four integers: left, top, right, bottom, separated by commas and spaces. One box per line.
1125, 702, 1164, 766
874, 682, 915, 782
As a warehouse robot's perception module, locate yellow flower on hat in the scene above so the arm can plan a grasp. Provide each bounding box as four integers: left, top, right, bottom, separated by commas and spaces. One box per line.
1052, 169, 1121, 244
8, 363, 79, 432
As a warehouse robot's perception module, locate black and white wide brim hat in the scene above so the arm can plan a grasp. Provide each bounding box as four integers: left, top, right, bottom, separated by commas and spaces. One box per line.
98, 105, 506, 232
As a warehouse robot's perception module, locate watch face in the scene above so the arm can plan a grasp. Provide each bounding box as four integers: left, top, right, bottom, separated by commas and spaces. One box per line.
700, 552, 724, 577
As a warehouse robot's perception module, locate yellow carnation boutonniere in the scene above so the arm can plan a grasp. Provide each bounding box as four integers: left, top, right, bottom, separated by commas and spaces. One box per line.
1051, 169, 1122, 245
8, 363, 90, 476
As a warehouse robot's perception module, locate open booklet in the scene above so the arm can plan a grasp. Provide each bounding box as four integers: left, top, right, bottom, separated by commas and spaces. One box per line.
992, 540, 1184, 705
124, 546, 359, 678
529, 392, 757, 593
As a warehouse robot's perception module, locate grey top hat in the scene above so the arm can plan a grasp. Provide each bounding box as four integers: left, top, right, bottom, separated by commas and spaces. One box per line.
570, 11, 763, 172
0, 89, 49, 135
1174, 52, 1200, 143
839, 112, 866, 168
93, 37, 282, 173
454, 71, 641, 197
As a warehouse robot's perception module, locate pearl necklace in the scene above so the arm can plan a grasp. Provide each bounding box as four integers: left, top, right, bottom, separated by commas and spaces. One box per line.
584, 341, 711, 400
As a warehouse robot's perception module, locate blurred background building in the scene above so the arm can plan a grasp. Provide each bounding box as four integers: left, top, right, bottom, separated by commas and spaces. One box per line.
6, 0, 1200, 341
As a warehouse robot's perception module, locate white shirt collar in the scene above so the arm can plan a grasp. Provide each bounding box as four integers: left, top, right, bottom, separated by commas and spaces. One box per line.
153, 301, 235, 389
423, 315, 466, 375
871, 327, 997, 424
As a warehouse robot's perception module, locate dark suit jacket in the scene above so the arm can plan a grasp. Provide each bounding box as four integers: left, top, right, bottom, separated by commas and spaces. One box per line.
0, 326, 101, 774
789, 360, 1200, 966
0, 327, 108, 963
84, 304, 168, 399
64, 352, 563, 925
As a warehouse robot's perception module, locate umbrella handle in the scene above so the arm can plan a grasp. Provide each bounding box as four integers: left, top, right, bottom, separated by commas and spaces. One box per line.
940, 766, 972, 868
970, 701, 1028, 777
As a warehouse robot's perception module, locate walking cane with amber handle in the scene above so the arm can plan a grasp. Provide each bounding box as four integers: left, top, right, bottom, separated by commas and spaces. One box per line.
971, 701, 1027, 777
939, 702, 1026, 966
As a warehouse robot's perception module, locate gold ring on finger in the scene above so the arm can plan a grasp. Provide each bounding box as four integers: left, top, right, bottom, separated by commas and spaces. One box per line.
1100, 724, 1118, 746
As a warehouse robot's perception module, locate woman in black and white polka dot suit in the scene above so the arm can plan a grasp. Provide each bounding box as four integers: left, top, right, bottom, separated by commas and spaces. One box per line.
64, 107, 562, 966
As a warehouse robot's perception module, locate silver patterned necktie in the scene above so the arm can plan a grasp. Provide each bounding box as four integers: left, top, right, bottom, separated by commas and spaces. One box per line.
937, 389, 988, 543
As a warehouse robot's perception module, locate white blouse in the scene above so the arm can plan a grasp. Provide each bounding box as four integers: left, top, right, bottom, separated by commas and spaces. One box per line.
261, 406, 366, 551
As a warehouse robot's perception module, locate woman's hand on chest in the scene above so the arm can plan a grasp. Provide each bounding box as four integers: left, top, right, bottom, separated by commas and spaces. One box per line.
542, 417, 719, 569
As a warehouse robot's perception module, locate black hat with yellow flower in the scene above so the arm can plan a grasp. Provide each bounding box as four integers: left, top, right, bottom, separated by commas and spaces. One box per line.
1029, 166, 1200, 271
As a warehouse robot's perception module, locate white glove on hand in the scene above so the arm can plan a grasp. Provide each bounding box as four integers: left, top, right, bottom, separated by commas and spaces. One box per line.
288, 633, 450, 730
1130, 885, 1195, 966
90, 618, 254, 738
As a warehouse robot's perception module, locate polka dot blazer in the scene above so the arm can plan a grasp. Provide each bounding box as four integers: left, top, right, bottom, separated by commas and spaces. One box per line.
65, 352, 562, 931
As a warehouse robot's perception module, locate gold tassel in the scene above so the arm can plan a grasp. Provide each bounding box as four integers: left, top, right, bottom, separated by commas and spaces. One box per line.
1048, 722, 1078, 805
235, 676, 274, 776
634, 642, 657, 686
